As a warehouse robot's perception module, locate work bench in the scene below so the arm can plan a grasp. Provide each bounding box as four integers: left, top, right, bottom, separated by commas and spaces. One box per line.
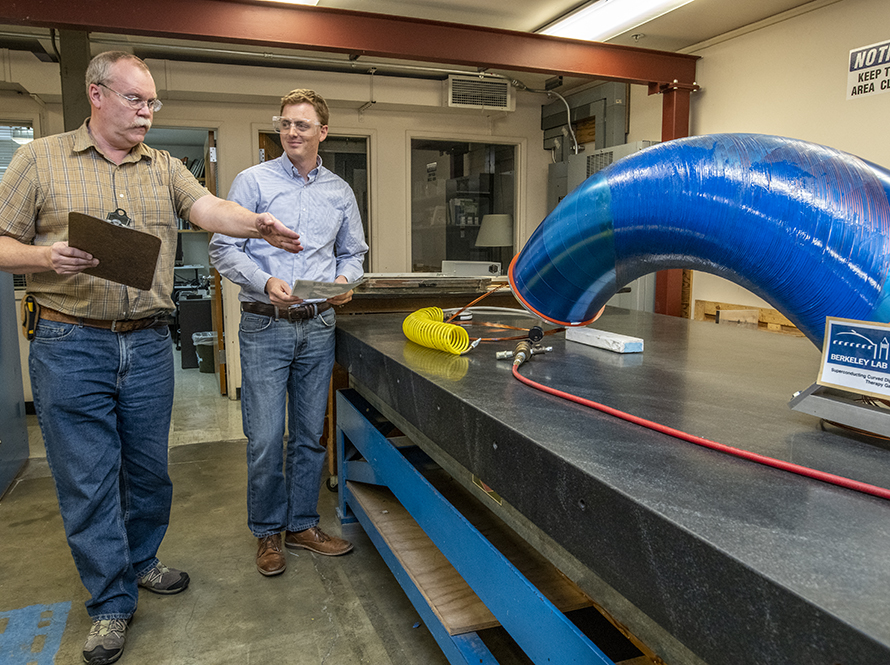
334, 306, 890, 664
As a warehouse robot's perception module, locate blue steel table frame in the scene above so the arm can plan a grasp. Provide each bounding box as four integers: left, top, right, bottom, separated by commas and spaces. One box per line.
336, 388, 616, 665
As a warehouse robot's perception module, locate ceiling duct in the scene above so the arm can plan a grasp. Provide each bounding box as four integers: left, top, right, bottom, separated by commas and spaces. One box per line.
447, 75, 515, 111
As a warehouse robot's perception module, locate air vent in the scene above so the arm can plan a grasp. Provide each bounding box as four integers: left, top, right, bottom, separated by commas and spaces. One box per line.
13, 274, 26, 289
584, 141, 659, 178
587, 151, 615, 177
447, 76, 515, 111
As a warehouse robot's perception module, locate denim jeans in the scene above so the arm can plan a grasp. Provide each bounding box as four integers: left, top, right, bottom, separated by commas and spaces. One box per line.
29, 320, 174, 620
238, 307, 336, 537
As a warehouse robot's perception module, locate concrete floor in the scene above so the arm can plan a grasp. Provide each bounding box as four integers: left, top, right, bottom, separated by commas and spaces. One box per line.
0, 354, 452, 665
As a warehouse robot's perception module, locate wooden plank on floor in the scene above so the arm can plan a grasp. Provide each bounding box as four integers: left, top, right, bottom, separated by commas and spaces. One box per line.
348, 474, 592, 636
427, 470, 592, 616
692, 299, 804, 337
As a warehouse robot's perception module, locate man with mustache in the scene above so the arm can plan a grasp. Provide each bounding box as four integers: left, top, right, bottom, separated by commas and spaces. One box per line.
0, 51, 301, 665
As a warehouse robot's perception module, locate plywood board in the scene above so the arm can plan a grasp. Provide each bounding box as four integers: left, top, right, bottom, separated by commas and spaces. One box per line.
349, 472, 591, 636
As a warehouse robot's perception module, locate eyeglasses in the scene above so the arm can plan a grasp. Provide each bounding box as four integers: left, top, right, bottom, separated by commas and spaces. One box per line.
272, 116, 322, 135
98, 82, 163, 113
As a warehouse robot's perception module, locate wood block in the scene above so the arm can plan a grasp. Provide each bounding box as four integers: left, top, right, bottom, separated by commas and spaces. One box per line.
693, 299, 804, 337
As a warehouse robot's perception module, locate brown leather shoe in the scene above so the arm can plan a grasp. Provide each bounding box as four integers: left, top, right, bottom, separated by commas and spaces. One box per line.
256, 533, 286, 576
285, 526, 353, 556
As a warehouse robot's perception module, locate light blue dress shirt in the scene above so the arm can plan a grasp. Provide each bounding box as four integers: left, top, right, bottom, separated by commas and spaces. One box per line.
209, 153, 368, 303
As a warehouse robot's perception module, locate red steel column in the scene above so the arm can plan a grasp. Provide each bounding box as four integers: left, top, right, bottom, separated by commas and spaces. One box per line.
654, 83, 695, 318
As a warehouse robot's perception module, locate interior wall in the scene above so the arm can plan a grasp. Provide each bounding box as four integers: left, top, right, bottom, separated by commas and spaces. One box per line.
1, 49, 551, 394
630, 0, 889, 317
1, 50, 550, 268
145, 59, 550, 273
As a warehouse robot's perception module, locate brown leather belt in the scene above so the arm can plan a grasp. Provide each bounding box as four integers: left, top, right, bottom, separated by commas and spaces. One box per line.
39, 307, 166, 333
241, 301, 332, 322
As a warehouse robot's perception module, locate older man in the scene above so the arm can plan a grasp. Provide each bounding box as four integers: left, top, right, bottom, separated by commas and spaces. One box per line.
0, 51, 300, 665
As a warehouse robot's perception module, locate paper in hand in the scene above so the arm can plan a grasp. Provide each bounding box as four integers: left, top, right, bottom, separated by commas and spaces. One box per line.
291, 277, 366, 300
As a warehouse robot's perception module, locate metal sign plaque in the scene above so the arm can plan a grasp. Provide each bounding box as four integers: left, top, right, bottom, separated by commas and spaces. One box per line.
817, 317, 890, 399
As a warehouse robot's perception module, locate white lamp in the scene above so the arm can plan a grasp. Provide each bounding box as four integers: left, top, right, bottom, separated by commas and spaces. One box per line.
475, 214, 513, 248
539, 0, 695, 42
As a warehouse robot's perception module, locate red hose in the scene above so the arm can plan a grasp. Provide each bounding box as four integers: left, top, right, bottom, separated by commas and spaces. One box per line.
512, 365, 890, 502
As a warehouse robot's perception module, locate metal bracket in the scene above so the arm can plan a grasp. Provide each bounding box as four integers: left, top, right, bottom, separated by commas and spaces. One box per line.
648, 80, 700, 94
789, 383, 890, 437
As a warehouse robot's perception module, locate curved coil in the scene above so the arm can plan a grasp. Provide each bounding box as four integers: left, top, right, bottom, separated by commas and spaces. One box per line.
402, 307, 471, 355
509, 133, 890, 346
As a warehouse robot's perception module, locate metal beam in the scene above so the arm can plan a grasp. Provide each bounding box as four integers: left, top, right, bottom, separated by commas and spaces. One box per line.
58, 29, 92, 131
0, 0, 697, 88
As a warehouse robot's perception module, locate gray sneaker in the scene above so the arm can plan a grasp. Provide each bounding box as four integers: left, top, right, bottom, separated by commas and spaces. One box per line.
137, 561, 190, 595
82, 618, 128, 664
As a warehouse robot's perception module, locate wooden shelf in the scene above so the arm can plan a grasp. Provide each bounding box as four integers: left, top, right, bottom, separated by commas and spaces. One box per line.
349, 471, 592, 636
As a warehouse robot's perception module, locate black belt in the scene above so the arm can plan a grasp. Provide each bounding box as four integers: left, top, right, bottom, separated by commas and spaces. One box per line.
241, 301, 332, 322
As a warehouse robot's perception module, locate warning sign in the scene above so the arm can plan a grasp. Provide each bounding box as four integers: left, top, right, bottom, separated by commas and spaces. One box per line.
847, 39, 890, 99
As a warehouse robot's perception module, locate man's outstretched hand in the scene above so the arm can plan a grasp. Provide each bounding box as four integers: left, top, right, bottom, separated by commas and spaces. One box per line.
256, 213, 303, 254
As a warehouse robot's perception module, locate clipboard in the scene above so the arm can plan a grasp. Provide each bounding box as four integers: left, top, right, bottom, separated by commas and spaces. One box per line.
67, 212, 162, 290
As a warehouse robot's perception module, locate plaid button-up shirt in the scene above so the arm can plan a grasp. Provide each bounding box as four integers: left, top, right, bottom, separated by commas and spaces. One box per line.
0, 120, 209, 320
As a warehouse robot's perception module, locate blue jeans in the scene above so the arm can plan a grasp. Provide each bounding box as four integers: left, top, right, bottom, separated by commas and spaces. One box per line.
239, 307, 336, 537
29, 320, 174, 620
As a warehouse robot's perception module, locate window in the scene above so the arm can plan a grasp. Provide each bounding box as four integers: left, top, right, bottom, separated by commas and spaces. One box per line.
1, 123, 34, 289
0, 123, 33, 178
411, 139, 516, 273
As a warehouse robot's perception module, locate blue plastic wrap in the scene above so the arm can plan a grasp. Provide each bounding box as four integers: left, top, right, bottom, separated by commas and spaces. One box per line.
509, 134, 890, 346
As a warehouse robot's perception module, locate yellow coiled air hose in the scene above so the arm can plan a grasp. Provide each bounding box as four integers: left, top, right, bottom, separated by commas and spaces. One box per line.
402, 307, 470, 355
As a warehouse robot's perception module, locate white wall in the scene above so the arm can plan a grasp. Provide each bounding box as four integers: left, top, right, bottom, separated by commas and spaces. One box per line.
627, 0, 890, 314
143, 59, 551, 265
1, 51, 551, 393
150, 62, 551, 392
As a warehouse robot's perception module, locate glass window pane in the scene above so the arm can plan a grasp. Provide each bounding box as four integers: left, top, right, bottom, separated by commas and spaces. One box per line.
0, 123, 34, 288
0, 123, 33, 179
411, 139, 515, 273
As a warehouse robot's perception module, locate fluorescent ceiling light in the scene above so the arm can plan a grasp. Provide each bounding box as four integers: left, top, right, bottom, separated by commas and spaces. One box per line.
540, 0, 694, 42
256, 0, 319, 5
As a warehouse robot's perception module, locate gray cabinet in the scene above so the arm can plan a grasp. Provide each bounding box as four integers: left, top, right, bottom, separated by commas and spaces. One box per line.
0, 273, 29, 496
